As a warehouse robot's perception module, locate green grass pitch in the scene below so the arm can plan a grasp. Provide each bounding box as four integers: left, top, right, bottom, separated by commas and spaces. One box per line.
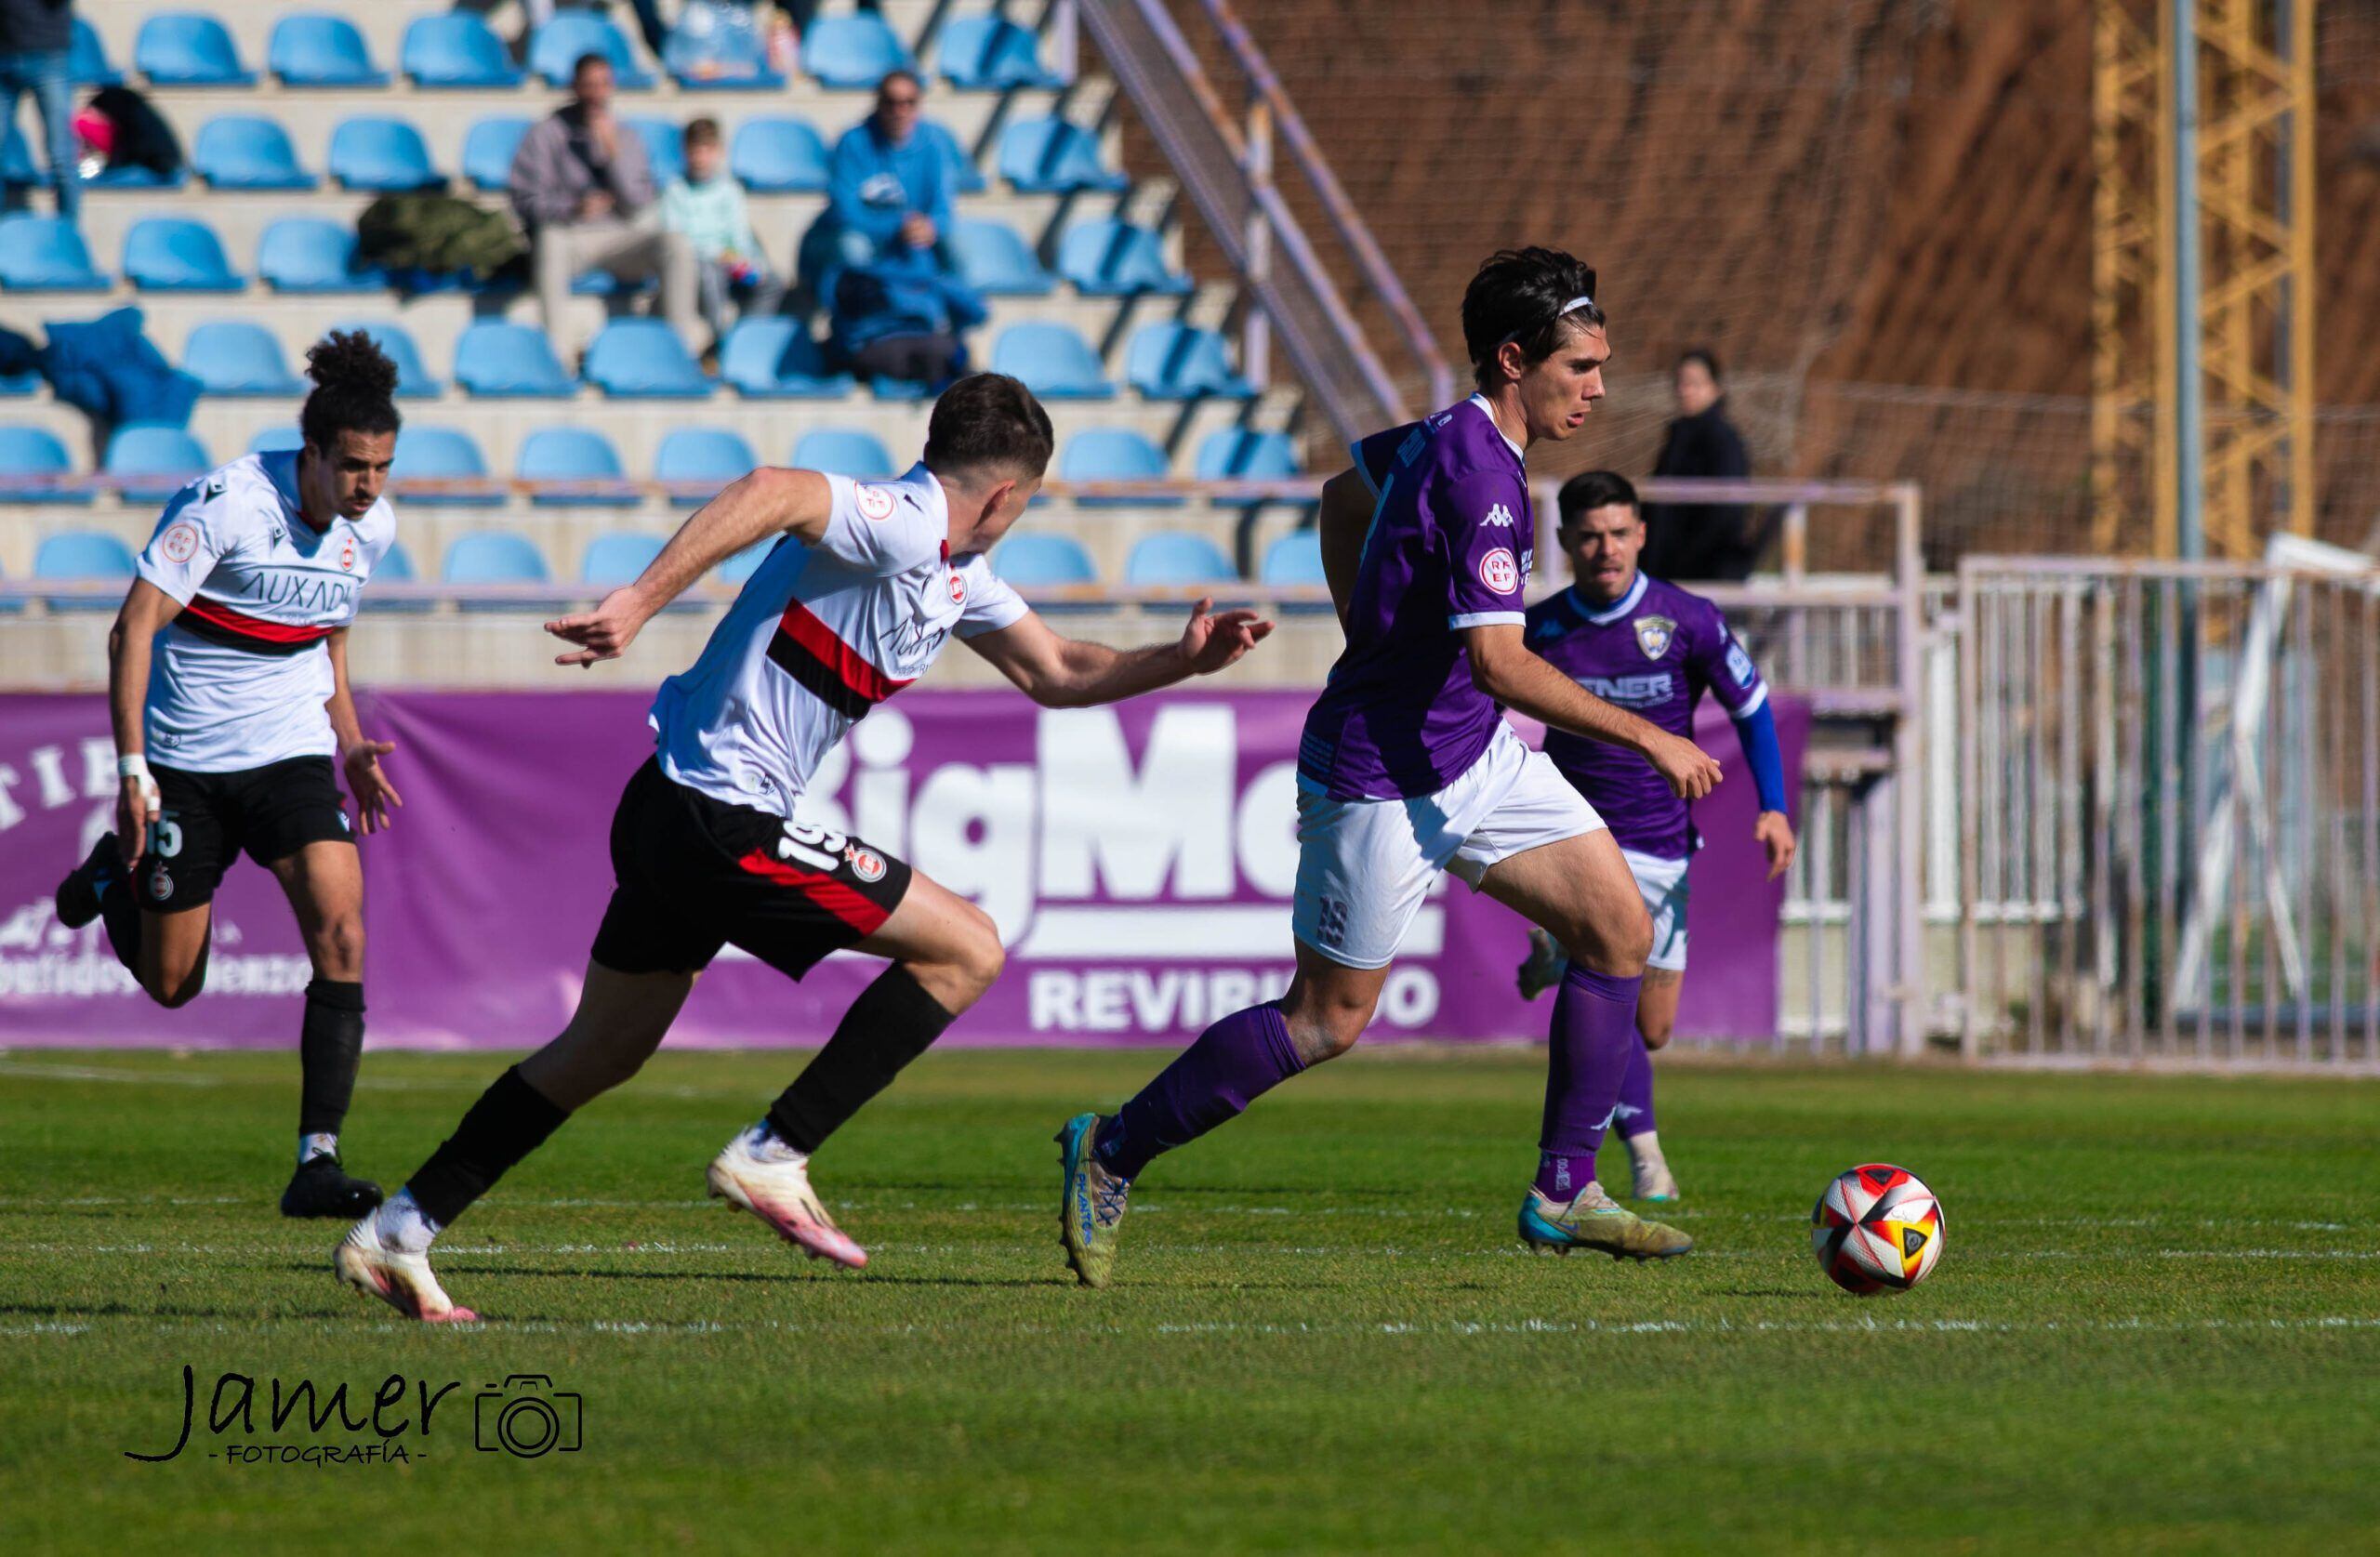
2, 1048, 2374, 1554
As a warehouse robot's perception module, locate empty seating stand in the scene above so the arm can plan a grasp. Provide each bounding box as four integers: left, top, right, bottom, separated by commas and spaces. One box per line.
182, 321, 303, 395
991, 322, 1113, 400
135, 14, 254, 87
401, 14, 522, 89
729, 118, 831, 193
258, 218, 386, 292
192, 116, 316, 190
269, 15, 388, 89
327, 117, 443, 192
937, 16, 1064, 90
123, 217, 244, 291
801, 14, 915, 88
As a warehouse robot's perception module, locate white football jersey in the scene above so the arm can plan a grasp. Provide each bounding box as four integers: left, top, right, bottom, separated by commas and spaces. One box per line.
651, 463, 1030, 819
132, 452, 394, 772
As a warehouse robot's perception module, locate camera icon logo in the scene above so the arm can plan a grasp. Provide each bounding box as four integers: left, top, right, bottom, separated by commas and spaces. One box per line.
474, 1375, 583, 1458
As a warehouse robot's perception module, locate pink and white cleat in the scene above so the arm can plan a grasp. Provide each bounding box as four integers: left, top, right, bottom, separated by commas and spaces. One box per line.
707, 1125, 868, 1270
334, 1215, 478, 1323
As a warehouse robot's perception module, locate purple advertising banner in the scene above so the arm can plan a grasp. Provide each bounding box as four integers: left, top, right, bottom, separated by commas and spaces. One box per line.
0, 690, 1804, 1048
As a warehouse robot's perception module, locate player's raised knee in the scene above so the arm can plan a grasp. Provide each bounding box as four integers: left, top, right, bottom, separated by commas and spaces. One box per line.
1563, 904, 1652, 978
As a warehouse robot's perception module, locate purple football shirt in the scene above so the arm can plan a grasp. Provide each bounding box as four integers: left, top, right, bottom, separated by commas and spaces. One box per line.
1298, 396, 1535, 801
1526, 572, 1767, 859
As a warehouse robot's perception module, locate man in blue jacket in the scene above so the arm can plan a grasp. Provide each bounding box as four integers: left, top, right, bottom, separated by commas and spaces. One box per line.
822, 69, 963, 275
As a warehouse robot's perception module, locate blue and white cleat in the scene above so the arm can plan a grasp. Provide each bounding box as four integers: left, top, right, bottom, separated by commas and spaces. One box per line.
1518, 1182, 1693, 1260
1055, 1112, 1131, 1288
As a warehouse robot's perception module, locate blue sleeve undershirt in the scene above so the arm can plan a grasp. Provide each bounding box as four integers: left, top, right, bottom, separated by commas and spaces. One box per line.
1729, 700, 1790, 815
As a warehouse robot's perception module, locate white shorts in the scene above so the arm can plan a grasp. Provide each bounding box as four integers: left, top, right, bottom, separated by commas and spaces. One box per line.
1623, 848, 1692, 973
1291, 722, 1605, 970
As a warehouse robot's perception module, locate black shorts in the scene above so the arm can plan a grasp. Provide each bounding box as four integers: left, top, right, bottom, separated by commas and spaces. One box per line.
589, 758, 913, 979
144, 756, 353, 910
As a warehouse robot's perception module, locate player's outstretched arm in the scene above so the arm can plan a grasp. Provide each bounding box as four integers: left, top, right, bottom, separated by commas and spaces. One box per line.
1316, 467, 1372, 629
324, 627, 402, 834
964, 598, 1274, 707
546, 467, 834, 666
106, 581, 182, 866
1463, 622, 1723, 800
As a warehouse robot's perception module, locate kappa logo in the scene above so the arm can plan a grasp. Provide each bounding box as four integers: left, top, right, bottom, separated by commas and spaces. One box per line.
1477, 547, 1519, 596
160, 521, 202, 564
1481, 503, 1515, 529
854, 484, 897, 522
1634, 614, 1676, 660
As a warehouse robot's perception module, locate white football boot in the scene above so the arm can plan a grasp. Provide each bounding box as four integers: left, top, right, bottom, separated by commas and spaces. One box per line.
334, 1215, 478, 1323
707, 1125, 868, 1269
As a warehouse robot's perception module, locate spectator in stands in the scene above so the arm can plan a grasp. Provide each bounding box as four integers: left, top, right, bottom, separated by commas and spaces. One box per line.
509, 52, 697, 361
663, 116, 785, 361
821, 69, 963, 275
1641, 348, 1758, 582
824, 246, 985, 389
0, 0, 80, 220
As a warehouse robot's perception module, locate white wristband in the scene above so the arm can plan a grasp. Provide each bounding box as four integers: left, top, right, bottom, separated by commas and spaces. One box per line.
117, 754, 150, 782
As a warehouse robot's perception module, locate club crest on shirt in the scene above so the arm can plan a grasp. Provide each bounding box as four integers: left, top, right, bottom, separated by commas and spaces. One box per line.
845, 845, 888, 883
947, 572, 966, 603
855, 484, 897, 522
338, 537, 356, 571
1634, 614, 1676, 660
160, 521, 201, 563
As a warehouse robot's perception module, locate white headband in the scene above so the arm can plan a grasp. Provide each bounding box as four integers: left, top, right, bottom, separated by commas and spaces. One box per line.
1498, 295, 1597, 350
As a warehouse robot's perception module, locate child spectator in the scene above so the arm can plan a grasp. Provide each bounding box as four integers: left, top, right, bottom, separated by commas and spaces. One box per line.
661, 116, 786, 359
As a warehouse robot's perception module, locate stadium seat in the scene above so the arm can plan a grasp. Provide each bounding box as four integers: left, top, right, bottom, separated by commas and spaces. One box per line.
328, 117, 443, 192
70, 18, 122, 86
1057, 219, 1192, 297
401, 13, 523, 89
269, 14, 388, 88
998, 117, 1127, 194
582, 532, 667, 586
462, 117, 533, 192
258, 218, 386, 292
366, 537, 430, 612
654, 428, 759, 504
801, 13, 915, 88
182, 321, 303, 396
1197, 428, 1302, 485
1059, 428, 1180, 507
454, 322, 574, 398
791, 428, 896, 480
391, 426, 502, 504
519, 427, 636, 506
583, 318, 710, 398
248, 427, 304, 454
1259, 530, 1328, 587
718, 538, 776, 583
1128, 323, 1255, 400
718, 317, 853, 398
729, 117, 831, 193
626, 117, 685, 185
529, 13, 654, 89
441, 533, 551, 605
0, 427, 88, 504
990, 322, 1113, 400
992, 533, 1097, 587
135, 13, 254, 86
102, 424, 209, 503
333, 320, 441, 399
122, 217, 244, 292
937, 15, 1064, 90
1123, 532, 1237, 587
665, 7, 784, 89
192, 115, 317, 191
33, 530, 136, 609
0, 215, 107, 289
947, 218, 1054, 297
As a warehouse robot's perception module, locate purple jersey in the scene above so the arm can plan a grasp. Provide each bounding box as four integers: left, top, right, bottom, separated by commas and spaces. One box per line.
1299, 396, 1535, 800
1526, 573, 1767, 859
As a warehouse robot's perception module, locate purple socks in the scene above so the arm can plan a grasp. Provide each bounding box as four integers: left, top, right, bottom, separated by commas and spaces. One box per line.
1094, 1002, 1305, 1181
1533, 962, 1644, 1199
1614, 1034, 1658, 1141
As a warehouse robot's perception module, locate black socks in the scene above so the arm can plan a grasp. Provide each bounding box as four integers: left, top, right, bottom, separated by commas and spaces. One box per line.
298, 978, 366, 1139
765, 966, 959, 1154
405, 1066, 573, 1229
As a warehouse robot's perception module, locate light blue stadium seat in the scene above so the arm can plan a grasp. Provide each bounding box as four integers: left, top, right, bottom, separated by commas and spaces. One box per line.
665, 7, 783, 89
442, 533, 551, 607
1197, 428, 1302, 507
462, 117, 533, 192
626, 117, 685, 185
584, 318, 710, 398
402, 14, 522, 89
582, 532, 667, 586
123, 217, 244, 292
270, 14, 388, 88
529, 13, 654, 89
991, 322, 1113, 400
136, 13, 254, 86
258, 218, 384, 292
70, 18, 122, 86
718, 538, 777, 583
791, 427, 896, 479
34, 530, 136, 610
103, 424, 209, 503
1059, 219, 1191, 297
1260, 530, 1328, 587
0, 427, 88, 504
391, 425, 502, 505
993, 533, 1098, 587
519, 427, 636, 506
455, 321, 574, 398
248, 427, 304, 454
655, 428, 758, 504
948, 218, 1053, 297
329, 116, 442, 191
192, 115, 316, 190
801, 13, 915, 88
719, 317, 852, 398
937, 15, 1062, 89
0, 215, 107, 289
998, 117, 1127, 194
182, 321, 302, 396
365, 537, 430, 612
332, 319, 440, 399
729, 117, 830, 192
1129, 323, 1255, 400
1124, 531, 1237, 587
1059, 428, 1179, 507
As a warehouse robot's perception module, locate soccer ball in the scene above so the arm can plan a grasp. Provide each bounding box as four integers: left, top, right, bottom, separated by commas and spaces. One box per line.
1810, 1163, 1943, 1295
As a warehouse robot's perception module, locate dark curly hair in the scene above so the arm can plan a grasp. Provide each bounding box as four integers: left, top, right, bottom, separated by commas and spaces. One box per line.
1556, 469, 1640, 526
298, 330, 401, 453
1461, 246, 1606, 389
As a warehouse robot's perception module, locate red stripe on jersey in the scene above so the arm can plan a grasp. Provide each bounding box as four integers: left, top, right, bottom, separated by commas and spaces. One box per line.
734, 848, 893, 936
179, 594, 335, 646
776, 600, 914, 706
